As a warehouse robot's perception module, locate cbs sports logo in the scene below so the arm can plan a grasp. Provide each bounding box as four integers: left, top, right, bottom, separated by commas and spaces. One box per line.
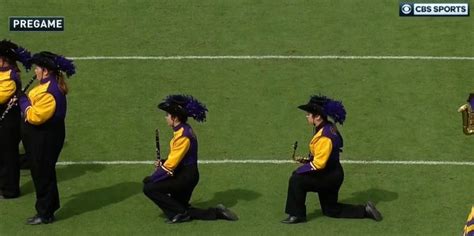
400, 2, 469, 16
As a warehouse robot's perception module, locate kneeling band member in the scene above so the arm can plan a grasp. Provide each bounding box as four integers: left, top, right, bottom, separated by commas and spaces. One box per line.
282, 95, 382, 224
143, 94, 238, 223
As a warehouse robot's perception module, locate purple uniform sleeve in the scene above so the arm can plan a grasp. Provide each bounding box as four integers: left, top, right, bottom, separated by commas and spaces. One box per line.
18, 95, 31, 112
150, 166, 172, 182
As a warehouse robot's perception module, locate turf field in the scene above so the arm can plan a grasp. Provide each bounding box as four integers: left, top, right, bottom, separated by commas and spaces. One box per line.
1, 0, 473, 235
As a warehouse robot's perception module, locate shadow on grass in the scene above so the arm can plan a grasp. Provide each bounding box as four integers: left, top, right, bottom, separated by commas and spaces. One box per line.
342, 187, 399, 205
20, 164, 106, 196
192, 188, 261, 209
57, 181, 141, 220
307, 188, 398, 220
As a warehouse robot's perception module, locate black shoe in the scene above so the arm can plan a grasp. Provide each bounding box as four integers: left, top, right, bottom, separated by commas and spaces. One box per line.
0, 192, 20, 199
365, 201, 382, 221
281, 216, 306, 224
26, 215, 54, 225
216, 204, 238, 221
27, 215, 38, 222
165, 212, 191, 224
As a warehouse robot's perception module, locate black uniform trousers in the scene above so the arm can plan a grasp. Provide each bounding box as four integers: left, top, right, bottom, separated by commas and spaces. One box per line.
143, 164, 220, 220
0, 105, 21, 198
285, 163, 366, 218
22, 120, 65, 218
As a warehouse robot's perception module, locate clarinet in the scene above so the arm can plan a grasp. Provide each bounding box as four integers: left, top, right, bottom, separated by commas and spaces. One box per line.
155, 128, 161, 161
291, 141, 298, 161
291, 141, 311, 163
143, 129, 162, 184
0, 75, 36, 124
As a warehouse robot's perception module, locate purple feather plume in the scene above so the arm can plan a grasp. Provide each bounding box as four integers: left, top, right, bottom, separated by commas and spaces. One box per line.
15, 47, 32, 71
185, 95, 208, 122
54, 55, 76, 77
164, 94, 208, 122
323, 99, 346, 125
310, 95, 346, 125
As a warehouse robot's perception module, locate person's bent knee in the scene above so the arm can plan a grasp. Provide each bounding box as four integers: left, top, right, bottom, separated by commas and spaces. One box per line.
143, 183, 153, 196
143, 182, 168, 196
289, 173, 303, 184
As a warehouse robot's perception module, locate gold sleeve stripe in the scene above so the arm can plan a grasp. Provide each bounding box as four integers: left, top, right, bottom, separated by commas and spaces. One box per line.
163, 136, 191, 171
311, 137, 333, 170
0, 80, 16, 104
25, 92, 56, 125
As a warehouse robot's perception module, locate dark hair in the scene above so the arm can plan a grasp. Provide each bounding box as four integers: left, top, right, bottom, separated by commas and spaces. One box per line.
171, 113, 188, 123
57, 72, 68, 95
41, 67, 68, 95
309, 109, 328, 122
0, 56, 20, 72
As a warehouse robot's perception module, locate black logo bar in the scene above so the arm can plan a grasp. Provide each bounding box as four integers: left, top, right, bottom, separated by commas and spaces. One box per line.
9, 17, 64, 31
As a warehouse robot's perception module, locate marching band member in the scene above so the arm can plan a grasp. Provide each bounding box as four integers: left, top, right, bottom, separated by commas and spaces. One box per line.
19, 51, 75, 225
458, 93, 474, 135
0, 40, 31, 199
463, 206, 474, 236
460, 94, 474, 236
143, 94, 238, 223
281, 95, 382, 224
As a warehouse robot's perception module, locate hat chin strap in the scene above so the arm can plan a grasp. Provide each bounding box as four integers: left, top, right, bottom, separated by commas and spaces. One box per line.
171, 119, 181, 128
312, 116, 324, 126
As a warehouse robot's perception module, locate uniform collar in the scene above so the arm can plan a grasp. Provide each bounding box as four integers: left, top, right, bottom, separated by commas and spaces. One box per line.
173, 123, 185, 132
40, 75, 55, 84
0, 66, 12, 72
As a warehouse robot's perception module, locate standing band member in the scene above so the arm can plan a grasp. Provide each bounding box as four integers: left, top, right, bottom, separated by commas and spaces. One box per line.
282, 95, 382, 224
19, 51, 75, 225
0, 40, 31, 199
143, 94, 238, 223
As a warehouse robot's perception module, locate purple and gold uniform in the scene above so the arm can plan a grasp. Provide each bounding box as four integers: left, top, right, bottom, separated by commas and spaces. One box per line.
0, 40, 30, 199
20, 74, 66, 126
151, 123, 197, 182
464, 206, 474, 236
296, 123, 342, 174
144, 94, 238, 223
0, 66, 20, 104
19, 51, 74, 224
283, 95, 381, 224
0, 66, 21, 198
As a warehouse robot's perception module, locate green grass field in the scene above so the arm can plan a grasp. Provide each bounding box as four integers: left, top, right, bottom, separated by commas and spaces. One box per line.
1, 0, 473, 235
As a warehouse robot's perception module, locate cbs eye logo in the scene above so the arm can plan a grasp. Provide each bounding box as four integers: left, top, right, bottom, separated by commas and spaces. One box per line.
400, 3, 414, 16
401, 4, 412, 14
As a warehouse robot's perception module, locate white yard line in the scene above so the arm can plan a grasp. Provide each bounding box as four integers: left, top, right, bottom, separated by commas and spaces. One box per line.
61, 55, 473, 166
69, 55, 474, 61
55, 159, 474, 166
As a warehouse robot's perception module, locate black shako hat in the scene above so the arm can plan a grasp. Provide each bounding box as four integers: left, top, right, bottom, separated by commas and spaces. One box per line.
30, 51, 57, 71
158, 94, 208, 122
298, 95, 347, 125
0, 39, 32, 70
298, 96, 325, 115
30, 51, 76, 77
158, 95, 188, 118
